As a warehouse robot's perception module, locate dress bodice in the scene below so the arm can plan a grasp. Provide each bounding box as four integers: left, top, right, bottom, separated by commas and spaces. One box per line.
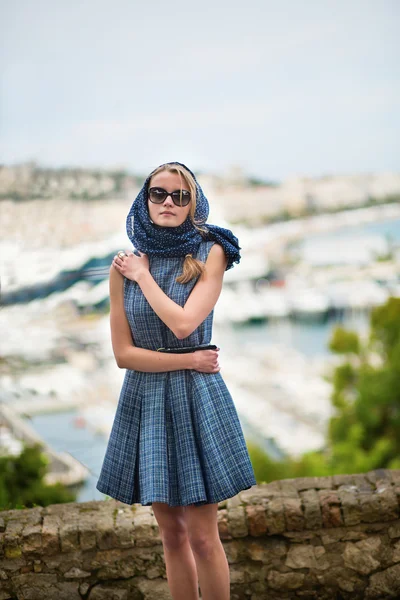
123, 239, 216, 351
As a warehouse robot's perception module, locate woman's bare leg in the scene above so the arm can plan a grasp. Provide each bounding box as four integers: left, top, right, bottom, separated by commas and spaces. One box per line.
152, 502, 199, 600
185, 503, 230, 600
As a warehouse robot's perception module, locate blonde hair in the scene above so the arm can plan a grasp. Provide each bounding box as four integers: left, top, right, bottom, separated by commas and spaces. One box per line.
148, 164, 208, 284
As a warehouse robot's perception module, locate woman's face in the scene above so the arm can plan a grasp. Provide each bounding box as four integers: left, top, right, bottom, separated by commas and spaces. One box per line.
147, 171, 191, 227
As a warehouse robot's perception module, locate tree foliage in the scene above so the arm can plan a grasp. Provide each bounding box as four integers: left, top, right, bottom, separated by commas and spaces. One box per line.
0, 443, 76, 510
329, 325, 360, 355
248, 297, 400, 482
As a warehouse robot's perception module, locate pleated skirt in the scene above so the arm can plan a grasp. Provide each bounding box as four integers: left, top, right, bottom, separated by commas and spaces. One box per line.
96, 368, 257, 506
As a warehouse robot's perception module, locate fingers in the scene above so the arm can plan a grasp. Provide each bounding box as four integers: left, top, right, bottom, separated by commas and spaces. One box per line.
113, 250, 130, 267
113, 255, 122, 268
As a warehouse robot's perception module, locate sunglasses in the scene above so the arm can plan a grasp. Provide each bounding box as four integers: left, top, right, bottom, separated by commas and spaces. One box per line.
148, 187, 191, 207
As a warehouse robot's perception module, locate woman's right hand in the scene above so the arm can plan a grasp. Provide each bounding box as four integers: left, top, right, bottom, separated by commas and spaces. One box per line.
191, 348, 220, 373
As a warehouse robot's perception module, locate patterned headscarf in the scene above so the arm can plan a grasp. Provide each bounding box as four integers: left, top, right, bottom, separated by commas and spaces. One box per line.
126, 161, 241, 270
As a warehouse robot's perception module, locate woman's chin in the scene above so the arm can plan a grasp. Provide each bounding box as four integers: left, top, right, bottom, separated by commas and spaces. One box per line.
154, 218, 183, 228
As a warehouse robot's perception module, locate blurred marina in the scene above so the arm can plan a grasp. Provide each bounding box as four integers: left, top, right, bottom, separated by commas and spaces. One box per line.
1, 169, 400, 501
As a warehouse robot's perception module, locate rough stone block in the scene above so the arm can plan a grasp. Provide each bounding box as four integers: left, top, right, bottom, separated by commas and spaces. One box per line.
12, 573, 81, 600
343, 536, 382, 575
300, 489, 323, 529
268, 569, 305, 590
376, 486, 399, 521
265, 498, 285, 534
91, 548, 126, 570
79, 582, 90, 595
315, 566, 364, 594
282, 530, 319, 543
248, 481, 281, 501
33, 560, 43, 573
390, 471, 400, 485
358, 492, 384, 523
365, 468, 391, 486
285, 544, 329, 570
230, 567, 246, 584
217, 508, 232, 540
88, 585, 129, 600
97, 561, 136, 581
299, 476, 333, 491
351, 473, 372, 490
42, 515, 61, 555
147, 566, 163, 579
341, 529, 369, 542
135, 576, 171, 600
228, 506, 248, 538
365, 563, 400, 599
283, 497, 305, 531
64, 566, 91, 578
279, 480, 299, 498
227, 494, 242, 509
22, 524, 42, 554
318, 489, 343, 528
332, 473, 355, 487
79, 519, 97, 551
392, 540, 400, 563
0, 557, 25, 573
320, 528, 347, 545
245, 505, 267, 537
60, 522, 79, 553
224, 539, 246, 564
132, 512, 160, 547
245, 563, 264, 583
388, 522, 400, 539
337, 487, 362, 527
239, 486, 272, 506
4, 519, 23, 555
114, 507, 136, 548
246, 540, 266, 562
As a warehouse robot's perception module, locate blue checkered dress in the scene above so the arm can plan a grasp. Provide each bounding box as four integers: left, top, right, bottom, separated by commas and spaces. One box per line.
96, 240, 257, 506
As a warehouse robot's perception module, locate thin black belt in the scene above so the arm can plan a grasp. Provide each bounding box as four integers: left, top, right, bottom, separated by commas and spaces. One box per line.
156, 344, 218, 353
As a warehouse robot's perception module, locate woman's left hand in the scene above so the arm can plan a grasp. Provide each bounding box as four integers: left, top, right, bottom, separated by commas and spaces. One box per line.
112, 250, 149, 282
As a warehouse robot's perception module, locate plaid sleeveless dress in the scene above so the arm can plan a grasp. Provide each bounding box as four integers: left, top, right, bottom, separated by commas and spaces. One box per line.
96, 239, 257, 506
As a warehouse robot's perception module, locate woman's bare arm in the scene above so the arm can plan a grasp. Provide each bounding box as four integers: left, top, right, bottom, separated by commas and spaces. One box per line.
109, 266, 219, 372
134, 243, 228, 339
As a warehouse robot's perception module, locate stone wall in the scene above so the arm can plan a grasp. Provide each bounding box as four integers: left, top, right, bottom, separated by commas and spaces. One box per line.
1, 469, 400, 600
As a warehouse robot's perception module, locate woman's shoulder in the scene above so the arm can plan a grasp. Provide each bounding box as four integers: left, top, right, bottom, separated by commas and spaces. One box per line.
197, 239, 227, 268
196, 238, 216, 261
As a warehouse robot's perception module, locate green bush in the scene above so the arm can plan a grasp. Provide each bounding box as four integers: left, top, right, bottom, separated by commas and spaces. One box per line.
248, 297, 400, 481
0, 443, 76, 510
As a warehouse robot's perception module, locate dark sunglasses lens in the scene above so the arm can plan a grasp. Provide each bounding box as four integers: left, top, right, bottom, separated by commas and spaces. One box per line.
172, 191, 191, 206
149, 189, 166, 203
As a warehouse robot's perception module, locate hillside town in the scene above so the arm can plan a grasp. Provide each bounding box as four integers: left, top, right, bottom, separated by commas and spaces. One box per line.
1, 163, 399, 225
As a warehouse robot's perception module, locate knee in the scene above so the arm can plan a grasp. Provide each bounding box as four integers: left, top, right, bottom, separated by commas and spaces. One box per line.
189, 532, 218, 560
160, 524, 189, 552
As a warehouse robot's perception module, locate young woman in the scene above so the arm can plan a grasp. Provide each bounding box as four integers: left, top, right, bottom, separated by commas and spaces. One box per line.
96, 161, 257, 600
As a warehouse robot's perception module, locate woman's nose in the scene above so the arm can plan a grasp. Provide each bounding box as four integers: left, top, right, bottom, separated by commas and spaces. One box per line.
163, 195, 174, 206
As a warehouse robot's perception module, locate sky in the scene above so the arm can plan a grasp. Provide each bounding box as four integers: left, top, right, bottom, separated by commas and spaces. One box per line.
1, 0, 399, 181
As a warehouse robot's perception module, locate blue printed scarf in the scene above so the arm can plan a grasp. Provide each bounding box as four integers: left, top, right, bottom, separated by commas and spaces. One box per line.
125, 161, 241, 270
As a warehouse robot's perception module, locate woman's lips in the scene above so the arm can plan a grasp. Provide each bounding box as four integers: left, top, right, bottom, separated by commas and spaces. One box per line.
161, 212, 175, 216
